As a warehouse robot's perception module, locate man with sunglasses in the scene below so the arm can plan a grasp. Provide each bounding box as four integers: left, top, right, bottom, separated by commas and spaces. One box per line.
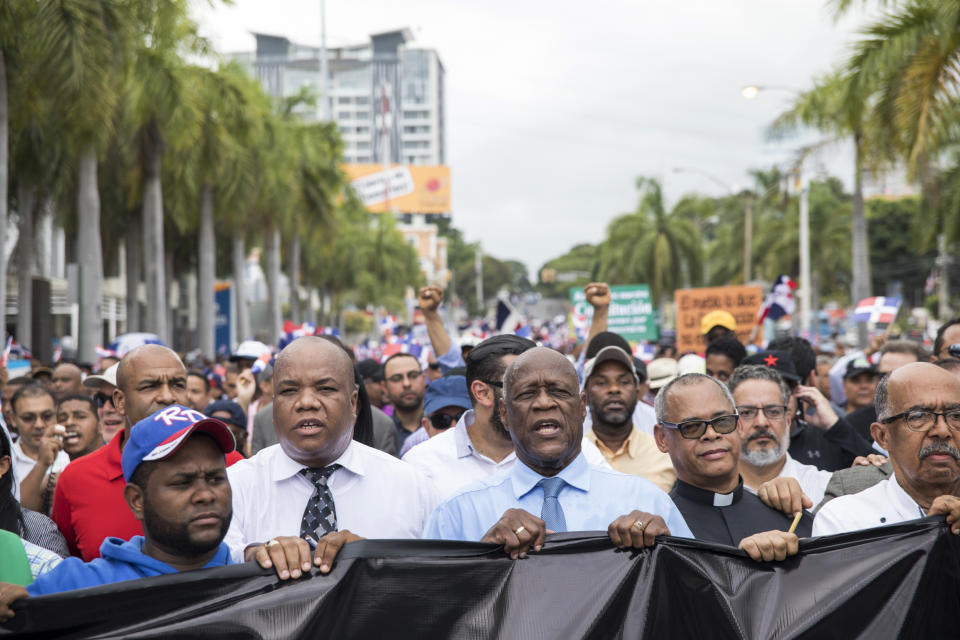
731, 366, 832, 506
654, 373, 812, 560
82, 364, 124, 443
398, 376, 471, 457
382, 353, 427, 452
814, 363, 960, 535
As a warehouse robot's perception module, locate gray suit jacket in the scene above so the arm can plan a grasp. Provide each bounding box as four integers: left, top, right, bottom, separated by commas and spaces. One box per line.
251, 403, 276, 455
250, 403, 397, 458
814, 461, 893, 513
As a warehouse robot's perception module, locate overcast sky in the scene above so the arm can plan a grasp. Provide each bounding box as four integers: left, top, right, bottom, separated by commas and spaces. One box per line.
194, 0, 874, 278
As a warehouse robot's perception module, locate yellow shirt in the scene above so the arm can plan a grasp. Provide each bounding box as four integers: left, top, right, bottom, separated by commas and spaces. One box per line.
584, 427, 676, 493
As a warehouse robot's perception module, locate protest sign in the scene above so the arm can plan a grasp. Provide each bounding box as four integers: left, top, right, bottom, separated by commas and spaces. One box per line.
569, 284, 658, 342
675, 285, 763, 352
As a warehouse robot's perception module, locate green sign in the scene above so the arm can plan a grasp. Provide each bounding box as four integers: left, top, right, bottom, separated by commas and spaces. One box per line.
569, 284, 659, 343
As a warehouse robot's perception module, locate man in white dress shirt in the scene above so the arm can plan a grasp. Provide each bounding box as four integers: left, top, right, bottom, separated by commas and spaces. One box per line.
730, 365, 832, 506
814, 363, 960, 535
225, 337, 439, 568
402, 335, 611, 502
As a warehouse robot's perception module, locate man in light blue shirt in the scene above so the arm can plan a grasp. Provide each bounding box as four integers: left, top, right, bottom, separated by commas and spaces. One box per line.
424, 347, 691, 558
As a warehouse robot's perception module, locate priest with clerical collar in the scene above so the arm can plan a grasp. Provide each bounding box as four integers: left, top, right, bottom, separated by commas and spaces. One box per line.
653, 372, 812, 554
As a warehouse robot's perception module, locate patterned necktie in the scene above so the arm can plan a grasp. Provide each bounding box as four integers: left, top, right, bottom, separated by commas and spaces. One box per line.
299, 464, 341, 539
538, 477, 567, 533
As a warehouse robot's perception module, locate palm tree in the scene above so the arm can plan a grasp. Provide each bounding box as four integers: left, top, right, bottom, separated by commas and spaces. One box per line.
769, 72, 876, 308
31, 0, 129, 363
596, 176, 702, 305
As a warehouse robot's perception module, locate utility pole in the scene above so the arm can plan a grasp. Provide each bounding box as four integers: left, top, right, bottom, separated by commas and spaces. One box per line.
797, 168, 812, 339
474, 244, 483, 308
318, 0, 330, 120
938, 233, 952, 320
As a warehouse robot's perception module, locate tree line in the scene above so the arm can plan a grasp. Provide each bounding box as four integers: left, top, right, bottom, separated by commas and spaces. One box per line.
0, 0, 422, 363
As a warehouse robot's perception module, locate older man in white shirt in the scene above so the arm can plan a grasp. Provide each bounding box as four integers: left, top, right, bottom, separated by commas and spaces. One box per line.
814, 363, 960, 536
225, 337, 439, 565
403, 335, 611, 502
730, 365, 832, 506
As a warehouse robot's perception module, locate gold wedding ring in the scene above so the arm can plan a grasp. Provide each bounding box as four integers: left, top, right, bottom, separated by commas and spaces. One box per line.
633, 520, 645, 531
266, 538, 280, 547
514, 526, 527, 536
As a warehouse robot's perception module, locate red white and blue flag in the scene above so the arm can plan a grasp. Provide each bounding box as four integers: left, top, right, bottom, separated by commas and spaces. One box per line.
853, 297, 901, 324
757, 275, 797, 323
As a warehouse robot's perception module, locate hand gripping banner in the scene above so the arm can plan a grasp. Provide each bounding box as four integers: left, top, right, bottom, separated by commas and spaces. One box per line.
3, 517, 958, 639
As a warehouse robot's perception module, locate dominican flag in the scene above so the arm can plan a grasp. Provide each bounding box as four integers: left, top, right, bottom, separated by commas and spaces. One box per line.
633, 342, 657, 363
496, 298, 524, 335
757, 275, 797, 322
382, 341, 423, 359
0, 337, 12, 369
853, 297, 901, 324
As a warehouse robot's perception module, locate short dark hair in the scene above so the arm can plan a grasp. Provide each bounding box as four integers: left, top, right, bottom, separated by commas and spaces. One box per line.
767, 336, 816, 382
705, 336, 747, 368
383, 353, 420, 374
465, 335, 537, 407
934, 317, 960, 357
880, 339, 927, 363
11, 384, 55, 415
187, 370, 210, 392
874, 372, 892, 421
57, 394, 97, 415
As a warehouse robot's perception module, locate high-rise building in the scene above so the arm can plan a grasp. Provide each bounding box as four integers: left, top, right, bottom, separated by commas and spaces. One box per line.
230, 28, 445, 166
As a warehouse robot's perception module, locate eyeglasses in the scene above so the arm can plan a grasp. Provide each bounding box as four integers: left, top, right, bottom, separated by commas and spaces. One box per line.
429, 411, 464, 430
736, 405, 788, 421
16, 411, 56, 425
386, 371, 423, 384
94, 392, 115, 408
484, 380, 503, 388
881, 409, 960, 432
660, 414, 739, 439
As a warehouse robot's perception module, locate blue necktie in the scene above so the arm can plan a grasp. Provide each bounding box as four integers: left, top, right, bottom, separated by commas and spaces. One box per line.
538, 477, 567, 533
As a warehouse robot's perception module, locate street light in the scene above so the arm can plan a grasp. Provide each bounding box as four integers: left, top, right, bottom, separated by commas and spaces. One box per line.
741, 84, 812, 340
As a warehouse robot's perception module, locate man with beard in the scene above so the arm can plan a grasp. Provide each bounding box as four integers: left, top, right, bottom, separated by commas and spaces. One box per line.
403, 336, 610, 501
0, 408, 315, 619
425, 348, 692, 557
654, 373, 813, 557
51, 345, 243, 561
382, 353, 427, 452
581, 344, 675, 492
731, 366, 832, 506
814, 363, 960, 534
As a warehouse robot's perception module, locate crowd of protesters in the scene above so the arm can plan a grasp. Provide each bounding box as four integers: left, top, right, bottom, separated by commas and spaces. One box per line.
2, 282, 960, 627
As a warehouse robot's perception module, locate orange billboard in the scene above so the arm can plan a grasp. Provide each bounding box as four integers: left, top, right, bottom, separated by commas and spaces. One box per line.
675, 285, 764, 353
343, 163, 451, 214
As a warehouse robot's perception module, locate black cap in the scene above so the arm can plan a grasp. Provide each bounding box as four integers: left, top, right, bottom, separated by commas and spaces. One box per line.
844, 357, 878, 380
632, 357, 648, 383
742, 350, 800, 382
203, 400, 248, 430
586, 331, 631, 360
357, 359, 384, 382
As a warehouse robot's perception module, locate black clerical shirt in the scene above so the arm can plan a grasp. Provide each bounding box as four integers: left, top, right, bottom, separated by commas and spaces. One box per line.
669, 477, 813, 546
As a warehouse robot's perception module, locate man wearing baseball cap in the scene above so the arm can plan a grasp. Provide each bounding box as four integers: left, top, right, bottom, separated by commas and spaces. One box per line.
701, 310, 738, 348
398, 375, 472, 457
581, 342, 675, 492
0, 406, 335, 616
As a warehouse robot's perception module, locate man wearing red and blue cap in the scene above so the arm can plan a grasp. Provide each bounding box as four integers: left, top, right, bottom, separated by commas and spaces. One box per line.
0, 405, 324, 618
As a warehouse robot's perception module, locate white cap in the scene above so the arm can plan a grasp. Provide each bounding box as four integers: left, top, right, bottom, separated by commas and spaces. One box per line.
232, 340, 270, 361
83, 362, 118, 389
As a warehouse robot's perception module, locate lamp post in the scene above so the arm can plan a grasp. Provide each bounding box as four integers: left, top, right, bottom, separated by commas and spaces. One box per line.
741, 84, 813, 339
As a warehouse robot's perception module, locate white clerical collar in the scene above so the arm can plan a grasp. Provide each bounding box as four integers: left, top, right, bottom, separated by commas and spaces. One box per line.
713, 491, 735, 507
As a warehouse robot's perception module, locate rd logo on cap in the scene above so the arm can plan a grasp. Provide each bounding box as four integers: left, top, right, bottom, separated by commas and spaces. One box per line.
154, 406, 206, 427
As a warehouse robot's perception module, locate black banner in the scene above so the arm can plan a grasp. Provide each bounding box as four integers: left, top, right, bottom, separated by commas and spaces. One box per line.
3, 517, 959, 639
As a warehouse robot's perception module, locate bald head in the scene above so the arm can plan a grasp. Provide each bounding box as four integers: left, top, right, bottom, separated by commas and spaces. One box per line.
877, 362, 960, 421
51, 362, 83, 400
503, 347, 576, 401
114, 345, 187, 426
117, 345, 184, 393
275, 336, 355, 390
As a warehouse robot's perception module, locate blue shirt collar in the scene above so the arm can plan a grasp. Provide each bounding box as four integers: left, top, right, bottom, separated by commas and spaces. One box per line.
510, 451, 591, 500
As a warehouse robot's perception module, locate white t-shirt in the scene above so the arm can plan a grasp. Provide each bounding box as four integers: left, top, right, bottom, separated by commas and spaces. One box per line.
743, 454, 833, 506
11, 439, 70, 488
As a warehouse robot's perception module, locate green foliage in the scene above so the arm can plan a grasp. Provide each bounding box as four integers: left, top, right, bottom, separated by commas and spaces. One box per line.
867, 195, 936, 304
536, 243, 597, 298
